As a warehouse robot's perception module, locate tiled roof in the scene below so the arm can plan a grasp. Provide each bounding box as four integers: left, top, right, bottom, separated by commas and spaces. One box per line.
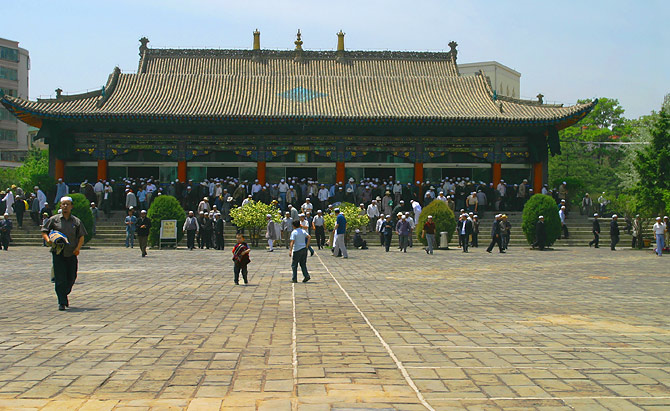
1, 48, 594, 128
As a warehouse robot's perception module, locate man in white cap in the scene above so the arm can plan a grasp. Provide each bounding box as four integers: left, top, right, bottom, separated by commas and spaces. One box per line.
589, 213, 600, 248
532, 215, 546, 250
610, 214, 620, 250
652, 217, 666, 256
558, 181, 568, 203
486, 214, 505, 253
54, 178, 69, 205
632, 215, 643, 249
559, 206, 569, 239
125, 206, 137, 248
137, 209, 152, 257
0, 213, 11, 250
421, 215, 436, 254
41, 196, 87, 310
265, 214, 278, 252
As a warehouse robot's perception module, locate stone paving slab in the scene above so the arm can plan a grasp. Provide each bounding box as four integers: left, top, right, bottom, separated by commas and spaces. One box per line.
0, 245, 668, 410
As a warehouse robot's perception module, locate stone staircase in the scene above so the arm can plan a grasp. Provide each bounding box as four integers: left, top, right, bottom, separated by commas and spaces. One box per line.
5, 210, 637, 249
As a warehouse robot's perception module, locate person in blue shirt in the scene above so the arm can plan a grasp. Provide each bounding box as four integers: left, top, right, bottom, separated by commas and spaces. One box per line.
125, 207, 137, 248
332, 208, 348, 258
289, 220, 311, 283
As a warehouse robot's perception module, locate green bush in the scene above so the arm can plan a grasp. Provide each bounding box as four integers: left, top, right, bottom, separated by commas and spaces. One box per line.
229, 200, 281, 247
416, 199, 456, 246
56, 193, 94, 244
323, 202, 369, 245
522, 194, 561, 246
147, 195, 186, 247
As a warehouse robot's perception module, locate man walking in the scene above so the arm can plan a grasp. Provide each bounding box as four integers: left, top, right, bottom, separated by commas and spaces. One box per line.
312, 210, 325, 250
631, 215, 643, 249
457, 213, 473, 253
422, 215, 436, 254
41, 196, 87, 311
214, 212, 225, 250
396, 214, 411, 253
486, 214, 505, 253
332, 208, 348, 258
0, 213, 12, 250
289, 220, 311, 283
653, 217, 666, 256
610, 214, 620, 251
589, 213, 600, 248
559, 206, 569, 239
136, 209, 151, 257
382, 215, 394, 252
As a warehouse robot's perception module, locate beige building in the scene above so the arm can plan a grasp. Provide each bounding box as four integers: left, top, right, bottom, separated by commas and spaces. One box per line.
0, 37, 30, 164
459, 61, 520, 98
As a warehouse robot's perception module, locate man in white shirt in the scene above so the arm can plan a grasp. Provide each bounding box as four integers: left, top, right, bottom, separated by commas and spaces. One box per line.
301, 198, 314, 215
559, 206, 568, 239
317, 184, 330, 210
94, 180, 104, 206
242, 194, 253, 206
411, 200, 422, 220
251, 179, 262, 195
367, 200, 380, 231
653, 217, 666, 256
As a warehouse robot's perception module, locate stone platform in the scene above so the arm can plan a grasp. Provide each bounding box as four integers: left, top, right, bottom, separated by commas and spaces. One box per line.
1, 245, 668, 410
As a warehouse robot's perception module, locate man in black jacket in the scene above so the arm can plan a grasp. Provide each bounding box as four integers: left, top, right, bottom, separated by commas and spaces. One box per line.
589, 213, 601, 248
200, 213, 213, 249
532, 215, 546, 250
457, 214, 473, 253
214, 212, 225, 250
610, 214, 620, 250
486, 214, 505, 253
136, 210, 152, 257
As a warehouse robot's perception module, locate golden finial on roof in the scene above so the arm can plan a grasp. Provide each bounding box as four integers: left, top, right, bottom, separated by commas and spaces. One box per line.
336, 30, 345, 52
253, 29, 261, 50
294, 29, 303, 51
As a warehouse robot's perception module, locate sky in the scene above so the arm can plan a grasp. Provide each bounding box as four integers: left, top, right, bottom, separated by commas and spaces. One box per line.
3, 0, 669, 119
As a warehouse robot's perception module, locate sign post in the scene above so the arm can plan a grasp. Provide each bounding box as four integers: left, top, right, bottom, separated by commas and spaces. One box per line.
159, 219, 178, 249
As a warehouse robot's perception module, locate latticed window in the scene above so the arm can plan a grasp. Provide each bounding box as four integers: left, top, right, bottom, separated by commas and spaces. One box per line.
0, 129, 17, 141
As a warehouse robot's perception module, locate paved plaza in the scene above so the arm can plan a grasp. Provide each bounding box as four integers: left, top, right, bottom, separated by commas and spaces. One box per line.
1, 245, 669, 410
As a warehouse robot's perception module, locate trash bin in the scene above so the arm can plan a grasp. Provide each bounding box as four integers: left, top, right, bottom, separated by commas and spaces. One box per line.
439, 231, 449, 249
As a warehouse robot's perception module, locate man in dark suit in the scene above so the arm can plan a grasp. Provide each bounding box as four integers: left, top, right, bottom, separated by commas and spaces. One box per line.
214, 212, 225, 250
486, 214, 505, 253
136, 210, 152, 257
532, 215, 546, 250
589, 213, 601, 248
610, 214, 620, 250
457, 214, 473, 253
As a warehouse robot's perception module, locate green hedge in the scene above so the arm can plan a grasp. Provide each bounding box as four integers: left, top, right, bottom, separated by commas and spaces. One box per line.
147, 195, 186, 246
416, 199, 456, 246
56, 193, 94, 244
521, 194, 561, 246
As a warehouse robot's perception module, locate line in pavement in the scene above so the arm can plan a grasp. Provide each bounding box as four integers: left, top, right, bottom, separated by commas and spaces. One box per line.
315, 252, 435, 411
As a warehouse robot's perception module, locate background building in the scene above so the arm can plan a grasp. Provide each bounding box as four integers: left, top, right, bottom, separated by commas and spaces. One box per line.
1, 33, 593, 193
0, 37, 30, 165
459, 61, 520, 98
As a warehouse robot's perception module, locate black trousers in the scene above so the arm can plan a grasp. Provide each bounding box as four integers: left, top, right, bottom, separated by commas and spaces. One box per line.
16, 210, 23, 227
233, 263, 248, 284
631, 235, 642, 249
291, 248, 309, 282
459, 234, 469, 252
216, 233, 224, 250
53, 252, 78, 306
561, 224, 569, 239
384, 233, 392, 252
315, 226, 325, 249
486, 235, 503, 252
611, 234, 619, 250
0, 232, 9, 250
186, 230, 196, 249
201, 231, 212, 249
590, 233, 600, 247
471, 233, 479, 247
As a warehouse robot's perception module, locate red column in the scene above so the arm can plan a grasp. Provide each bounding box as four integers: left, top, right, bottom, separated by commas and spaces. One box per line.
492, 163, 502, 188
336, 161, 345, 183
97, 159, 108, 181
257, 161, 266, 185
414, 162, 424, 183
55, 159, 66, 181
178, 161, 187, 182
533, 162, 544, 195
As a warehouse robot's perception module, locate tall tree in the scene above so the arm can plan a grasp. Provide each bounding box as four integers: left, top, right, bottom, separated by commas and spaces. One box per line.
633, 95, 670, 216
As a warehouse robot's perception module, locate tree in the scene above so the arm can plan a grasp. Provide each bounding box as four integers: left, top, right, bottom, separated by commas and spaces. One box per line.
147, 195, 186, 247
229, 200, 281, 247
57, 193, 94, 244
0, 148, 55, 194
522, 194, 561, 247
633, 95, 670, 216
323, 202, 369, 245
549, 98, 632, 204
415, 200, 456, 247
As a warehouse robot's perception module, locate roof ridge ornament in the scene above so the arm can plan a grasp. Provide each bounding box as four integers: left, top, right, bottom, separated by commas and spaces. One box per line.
253, 29, 261, 51
294, 29, 305, 62
336, 30, 348, 64
448, 41, 458, 62
139, 37, 150, 57
55, 88, 63, 99
537, 93, 544, 104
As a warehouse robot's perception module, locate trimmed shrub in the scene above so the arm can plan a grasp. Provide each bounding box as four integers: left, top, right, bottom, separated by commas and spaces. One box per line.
323, 202, 369, 245
147, 195, 186, 247
416, 200, 456, 246
229, 200, 281, 247
56, 193, 94, 244
522, 194, 562, 246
